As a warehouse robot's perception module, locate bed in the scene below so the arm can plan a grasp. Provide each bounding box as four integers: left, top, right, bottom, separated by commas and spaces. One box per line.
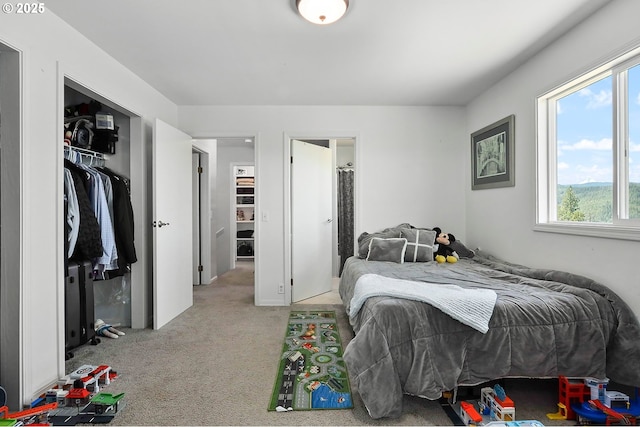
339, 226, 640, 419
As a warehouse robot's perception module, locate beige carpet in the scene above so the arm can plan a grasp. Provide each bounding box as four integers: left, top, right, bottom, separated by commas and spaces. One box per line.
64, 264, 572, 426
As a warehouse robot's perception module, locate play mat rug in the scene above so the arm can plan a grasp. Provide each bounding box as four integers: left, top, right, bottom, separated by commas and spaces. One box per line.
268, 310, 353, 412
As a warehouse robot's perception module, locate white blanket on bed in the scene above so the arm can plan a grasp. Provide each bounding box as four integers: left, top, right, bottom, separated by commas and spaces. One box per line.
349, 273, 497, 333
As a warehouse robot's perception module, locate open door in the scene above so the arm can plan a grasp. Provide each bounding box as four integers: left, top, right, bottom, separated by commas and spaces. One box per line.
0, 42, 22, 411
291, 140, 333, 302
153, 119, 193, 329
192, 152, 202, 285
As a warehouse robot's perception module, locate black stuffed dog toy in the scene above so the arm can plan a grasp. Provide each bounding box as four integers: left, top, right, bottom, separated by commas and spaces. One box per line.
433, 227, 459, 263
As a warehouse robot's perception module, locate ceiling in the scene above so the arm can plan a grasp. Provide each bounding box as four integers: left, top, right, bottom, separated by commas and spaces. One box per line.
48, 0, 611, 107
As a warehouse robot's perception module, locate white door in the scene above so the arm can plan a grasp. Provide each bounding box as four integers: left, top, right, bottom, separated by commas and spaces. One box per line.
291, 140, 333, 302
153, 118, 193, 329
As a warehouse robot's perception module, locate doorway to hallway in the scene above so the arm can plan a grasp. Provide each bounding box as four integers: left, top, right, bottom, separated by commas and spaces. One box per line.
285, 135, 356, 305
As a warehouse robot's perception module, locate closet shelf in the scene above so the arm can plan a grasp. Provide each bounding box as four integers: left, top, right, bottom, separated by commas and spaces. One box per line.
234, 165, 255, 261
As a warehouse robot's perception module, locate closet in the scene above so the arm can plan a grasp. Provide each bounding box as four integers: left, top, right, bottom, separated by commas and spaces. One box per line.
234, 165, 255, 261
63, 82, 136, 355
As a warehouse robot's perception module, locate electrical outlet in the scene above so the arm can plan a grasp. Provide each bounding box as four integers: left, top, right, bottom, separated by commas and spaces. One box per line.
278, 283, 285, 294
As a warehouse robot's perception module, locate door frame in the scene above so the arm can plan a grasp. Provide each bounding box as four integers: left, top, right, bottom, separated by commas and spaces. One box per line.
56, 73, 147, 384
192, 152, 201, 285
190, 132, 259, 303
191, 149, 209, 285
283, 131, 360, 305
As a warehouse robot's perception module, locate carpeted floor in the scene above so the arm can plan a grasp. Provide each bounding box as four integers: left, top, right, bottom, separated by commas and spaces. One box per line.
65, 264, 575, 426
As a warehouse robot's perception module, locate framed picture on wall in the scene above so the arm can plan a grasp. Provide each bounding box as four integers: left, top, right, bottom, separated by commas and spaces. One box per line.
471, 114, 515, 190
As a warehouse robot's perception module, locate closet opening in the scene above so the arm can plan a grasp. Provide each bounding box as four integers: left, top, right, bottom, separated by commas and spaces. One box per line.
0, 41, 22, 411
60, 77, 151, 383
232, 163, 255, 268
63, 82, 137, 334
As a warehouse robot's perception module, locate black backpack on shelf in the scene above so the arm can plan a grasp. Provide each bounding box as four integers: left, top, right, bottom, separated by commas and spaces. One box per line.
237, 242, 254, 256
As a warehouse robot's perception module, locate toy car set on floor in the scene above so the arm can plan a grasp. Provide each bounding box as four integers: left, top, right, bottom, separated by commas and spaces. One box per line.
547, 376, 640, 425
0, 364, 124, 426
447, 383, 544, 426
446, 376, 640, 426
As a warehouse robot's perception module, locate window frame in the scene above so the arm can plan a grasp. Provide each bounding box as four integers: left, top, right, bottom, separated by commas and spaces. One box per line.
613, 54, 640, 224
535, 44, 640, 241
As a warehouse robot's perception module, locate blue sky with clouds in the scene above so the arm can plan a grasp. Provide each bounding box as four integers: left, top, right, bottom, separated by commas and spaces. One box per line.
556, 68, 640, 185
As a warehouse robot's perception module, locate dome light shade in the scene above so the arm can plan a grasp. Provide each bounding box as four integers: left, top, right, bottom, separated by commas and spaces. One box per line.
296, 0, 349, 25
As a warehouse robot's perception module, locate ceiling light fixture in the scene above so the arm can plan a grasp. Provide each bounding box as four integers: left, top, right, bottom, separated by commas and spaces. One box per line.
296, 0, 349, 25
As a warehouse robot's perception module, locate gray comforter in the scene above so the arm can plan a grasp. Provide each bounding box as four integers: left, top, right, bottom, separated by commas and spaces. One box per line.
339, 253, 640, 419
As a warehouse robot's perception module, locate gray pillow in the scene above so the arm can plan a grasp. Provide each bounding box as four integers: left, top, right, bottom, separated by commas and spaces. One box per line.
366, 238, 407, 263
450, 240, 475, 258
357, 228, 402, 258
400, 228, 436, 262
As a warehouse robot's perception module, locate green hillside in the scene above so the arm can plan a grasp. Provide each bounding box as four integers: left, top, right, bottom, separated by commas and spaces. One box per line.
557, 183, 640, 222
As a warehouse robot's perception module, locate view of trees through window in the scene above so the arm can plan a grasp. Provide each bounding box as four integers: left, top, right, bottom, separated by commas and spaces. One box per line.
555, 68, 640, 223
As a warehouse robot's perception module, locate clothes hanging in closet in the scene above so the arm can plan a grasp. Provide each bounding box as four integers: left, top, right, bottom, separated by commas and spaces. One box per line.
99, 167, 137, 278
85, 164, 118, 271
64, 159, 104, 261
64, 155, 137, 278
64, 168, 80, 259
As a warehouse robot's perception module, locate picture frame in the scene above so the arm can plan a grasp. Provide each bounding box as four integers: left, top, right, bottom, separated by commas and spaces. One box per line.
471, 114, 515, 190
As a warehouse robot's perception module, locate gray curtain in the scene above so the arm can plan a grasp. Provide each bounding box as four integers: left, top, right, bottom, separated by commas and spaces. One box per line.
337, 169, 354, 276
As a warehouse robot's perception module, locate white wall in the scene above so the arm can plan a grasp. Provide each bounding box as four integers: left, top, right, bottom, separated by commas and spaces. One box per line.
179, 105, 466, 305
465, 0, 640, 319
0, 12, 177, 407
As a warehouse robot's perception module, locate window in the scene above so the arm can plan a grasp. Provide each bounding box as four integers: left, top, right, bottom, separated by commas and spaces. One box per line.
536, 45, 640, 240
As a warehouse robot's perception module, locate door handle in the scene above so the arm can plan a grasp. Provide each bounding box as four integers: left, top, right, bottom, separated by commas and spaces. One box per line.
326, 218, 333, 223
154, 220, 170, 228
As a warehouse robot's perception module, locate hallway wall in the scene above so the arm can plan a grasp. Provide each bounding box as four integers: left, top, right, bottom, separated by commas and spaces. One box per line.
179, 105, 466, 306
